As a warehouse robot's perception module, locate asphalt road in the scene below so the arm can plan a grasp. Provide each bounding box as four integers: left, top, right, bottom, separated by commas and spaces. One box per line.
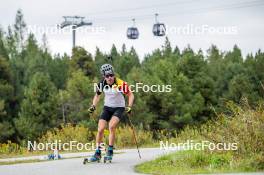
0, 148, 263, 175
0, 148, 172, 175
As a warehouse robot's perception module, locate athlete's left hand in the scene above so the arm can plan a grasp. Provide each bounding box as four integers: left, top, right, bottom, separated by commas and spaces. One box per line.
125, 106, 132, 114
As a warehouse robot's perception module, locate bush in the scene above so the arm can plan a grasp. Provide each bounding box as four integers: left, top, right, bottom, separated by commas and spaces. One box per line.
174, 99, 264, 152
0, 141, 26, 154
38, 123, 94, 145
38, 124, 155, 150
114, 126, 155, 148
201, 99, 264, 157
0, 141, 28, 157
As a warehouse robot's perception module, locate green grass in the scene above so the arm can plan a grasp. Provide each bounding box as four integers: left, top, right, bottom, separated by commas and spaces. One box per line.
0, 159, 45, 165
135, 150, 262, 175
0, 149, 90, 159
0, 155, 85, 165
0, 151, 125, 165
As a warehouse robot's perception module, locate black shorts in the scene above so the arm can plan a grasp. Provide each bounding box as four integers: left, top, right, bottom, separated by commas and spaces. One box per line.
100, 106, 125, 122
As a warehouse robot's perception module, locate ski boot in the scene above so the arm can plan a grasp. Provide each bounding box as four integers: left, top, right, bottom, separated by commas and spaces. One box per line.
104, 146, 113, 163
83, 150, 101, 164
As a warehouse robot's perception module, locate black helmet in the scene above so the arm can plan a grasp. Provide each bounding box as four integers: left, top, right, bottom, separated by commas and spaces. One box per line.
100, 64, 114, 76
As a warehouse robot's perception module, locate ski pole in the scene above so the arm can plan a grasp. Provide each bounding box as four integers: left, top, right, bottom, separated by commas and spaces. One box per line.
127, 112, 141, 159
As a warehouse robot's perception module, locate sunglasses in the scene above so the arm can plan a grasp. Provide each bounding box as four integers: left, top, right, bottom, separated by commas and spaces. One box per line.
105, 74, 114, 78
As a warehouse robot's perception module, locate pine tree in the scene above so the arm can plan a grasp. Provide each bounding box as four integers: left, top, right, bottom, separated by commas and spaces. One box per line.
70, 46, 96, 78
15, 72, 58, 140
0, 56, 15, 142
14, 9, 27, 52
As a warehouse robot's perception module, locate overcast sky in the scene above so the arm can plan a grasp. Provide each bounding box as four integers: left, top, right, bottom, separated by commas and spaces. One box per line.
1, 0, 264, 60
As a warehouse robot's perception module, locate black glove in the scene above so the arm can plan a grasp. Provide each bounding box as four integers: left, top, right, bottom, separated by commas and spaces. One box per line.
88, 105, 96, 113
125, 106, 132, 114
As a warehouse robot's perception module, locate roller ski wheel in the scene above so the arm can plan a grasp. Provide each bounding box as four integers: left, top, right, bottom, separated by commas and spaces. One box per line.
83, 158, 88, 164
103, 155, 112, 163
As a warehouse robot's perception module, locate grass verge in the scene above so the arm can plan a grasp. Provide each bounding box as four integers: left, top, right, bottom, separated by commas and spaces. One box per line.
135, 150, 263, 175
136, 100, 264, 174
0, 151, 124, 165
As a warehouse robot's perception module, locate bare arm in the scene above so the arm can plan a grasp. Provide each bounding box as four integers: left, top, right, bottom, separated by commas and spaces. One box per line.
127, 91, 134, 107
92, 93, 101, 107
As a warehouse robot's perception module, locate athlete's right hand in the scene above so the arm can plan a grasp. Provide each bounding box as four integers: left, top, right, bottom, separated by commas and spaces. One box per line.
88, 105, 96, 113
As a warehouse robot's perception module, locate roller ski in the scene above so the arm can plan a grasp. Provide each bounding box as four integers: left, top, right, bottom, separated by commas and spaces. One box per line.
104, 146, 113, 163
83, 150, 101, 164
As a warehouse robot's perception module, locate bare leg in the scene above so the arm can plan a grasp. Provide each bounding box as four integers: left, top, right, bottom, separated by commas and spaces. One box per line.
108, 116, 120, 146
96, 119, 107, 148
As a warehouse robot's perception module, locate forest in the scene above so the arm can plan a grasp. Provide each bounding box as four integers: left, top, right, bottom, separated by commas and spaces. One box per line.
0, 9, 263, 145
